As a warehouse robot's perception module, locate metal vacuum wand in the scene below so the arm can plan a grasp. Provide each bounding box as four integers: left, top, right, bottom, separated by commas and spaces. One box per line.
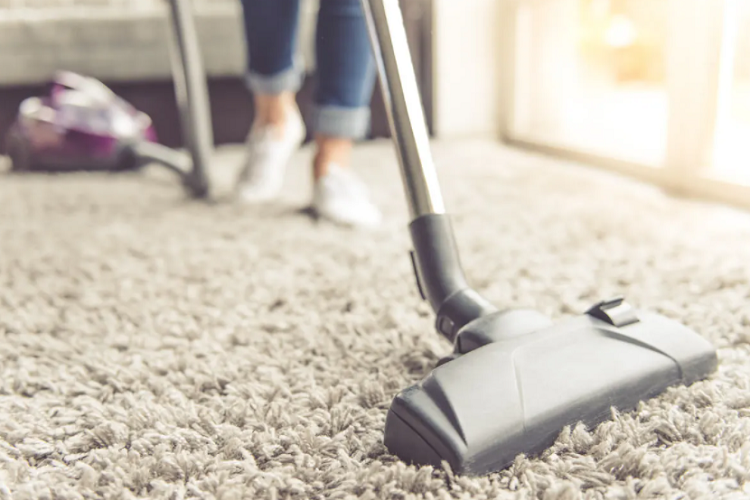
361, 0, 496, 340
166, 0, 212, 197
360, 0, 445, 219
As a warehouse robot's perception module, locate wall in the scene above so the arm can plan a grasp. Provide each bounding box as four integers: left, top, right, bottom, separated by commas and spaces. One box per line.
0, 0, 319, 86
431, 0, 504, 139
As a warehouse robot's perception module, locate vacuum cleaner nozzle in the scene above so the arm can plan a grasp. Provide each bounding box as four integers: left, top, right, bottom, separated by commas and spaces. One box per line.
357, 0, 718, 477
383, 302, 717, 475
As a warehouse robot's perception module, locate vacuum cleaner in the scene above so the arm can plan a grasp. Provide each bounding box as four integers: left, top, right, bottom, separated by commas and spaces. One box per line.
4, 0, 212, 199
9, 0, 714, 476
5, 70, 158, 173
149, 0, 716, 477
357, 0, 718, 475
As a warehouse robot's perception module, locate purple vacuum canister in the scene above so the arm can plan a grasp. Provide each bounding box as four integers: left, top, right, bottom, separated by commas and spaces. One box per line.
5, 71, 158, 172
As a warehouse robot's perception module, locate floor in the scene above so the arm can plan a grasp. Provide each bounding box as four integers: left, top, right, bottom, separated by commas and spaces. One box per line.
1, 140, 750, 499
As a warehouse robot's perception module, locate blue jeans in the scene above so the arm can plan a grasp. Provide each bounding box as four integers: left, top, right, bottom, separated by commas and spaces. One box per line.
240, 0, 377, 139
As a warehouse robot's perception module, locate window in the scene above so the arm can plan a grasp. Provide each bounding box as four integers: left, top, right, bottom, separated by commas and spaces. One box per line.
502, 0, 750, 210
713, 0, 750, 184
511, 0, 669, 166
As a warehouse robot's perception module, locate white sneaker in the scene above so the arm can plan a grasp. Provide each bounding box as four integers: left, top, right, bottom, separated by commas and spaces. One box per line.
312, 164, 382, 228
237, 106, 305, 203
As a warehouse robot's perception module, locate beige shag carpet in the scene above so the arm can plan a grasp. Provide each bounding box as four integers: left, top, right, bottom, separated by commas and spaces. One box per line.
1, 140, 750, 500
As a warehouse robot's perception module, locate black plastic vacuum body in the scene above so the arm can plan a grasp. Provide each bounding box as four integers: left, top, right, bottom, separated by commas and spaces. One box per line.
393, 216, 717, 474
359, 0, 718, 476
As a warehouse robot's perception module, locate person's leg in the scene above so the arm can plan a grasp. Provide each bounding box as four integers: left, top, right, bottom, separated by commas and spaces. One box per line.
242, 0, 303, 129
310, 0, 381, 227
237, 0, 306, 202
312, 0, 377, 177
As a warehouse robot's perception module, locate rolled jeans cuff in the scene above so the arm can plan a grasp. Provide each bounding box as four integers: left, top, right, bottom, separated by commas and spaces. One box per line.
245, 60, 305, 95
311, 104, 371, 139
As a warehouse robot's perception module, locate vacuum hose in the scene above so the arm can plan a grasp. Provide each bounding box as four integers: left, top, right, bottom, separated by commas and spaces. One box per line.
410, 214, 497, 342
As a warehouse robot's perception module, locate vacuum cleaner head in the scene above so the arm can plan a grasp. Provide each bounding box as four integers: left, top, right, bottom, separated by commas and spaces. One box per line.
5, 71, 157, 173
357, 0, 719, 478
384, 298, 717, 476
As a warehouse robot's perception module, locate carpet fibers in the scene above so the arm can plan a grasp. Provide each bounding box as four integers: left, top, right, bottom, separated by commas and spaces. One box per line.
1, 140, 750, 500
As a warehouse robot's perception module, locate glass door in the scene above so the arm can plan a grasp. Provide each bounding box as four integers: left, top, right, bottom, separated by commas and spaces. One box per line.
711, 0, 750, 185
508, 0, 672, 167
502, 0, 750, 209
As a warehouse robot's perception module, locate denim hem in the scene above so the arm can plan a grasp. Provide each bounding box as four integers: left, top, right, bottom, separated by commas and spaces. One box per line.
245, 58, 305, 95
310, 104, 371, 139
